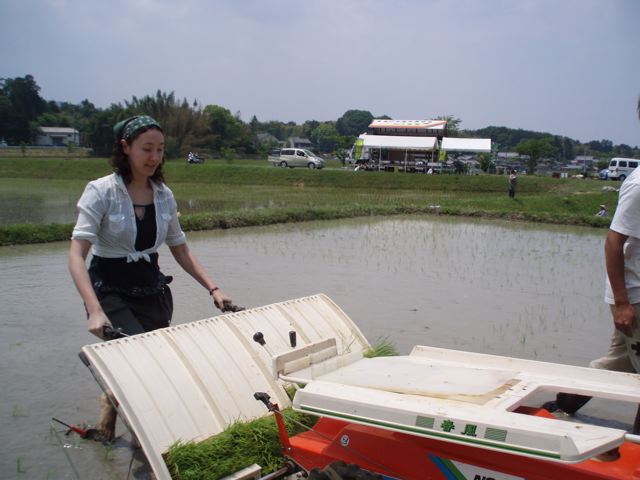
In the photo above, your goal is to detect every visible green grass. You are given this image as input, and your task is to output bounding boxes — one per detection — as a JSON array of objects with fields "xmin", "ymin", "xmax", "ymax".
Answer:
[{"xmin": 0, "ymin": 157, "xmax": 616, "ymax": 246}]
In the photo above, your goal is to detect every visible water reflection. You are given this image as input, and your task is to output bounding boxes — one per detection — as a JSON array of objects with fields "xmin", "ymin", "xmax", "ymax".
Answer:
[{"xmin": 0, "ymin": 216, "xmax": 616, "ymax": 478}]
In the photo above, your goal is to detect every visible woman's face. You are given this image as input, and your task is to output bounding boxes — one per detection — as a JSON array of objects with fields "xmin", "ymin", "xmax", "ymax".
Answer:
[{"xmin": 122, "ymin": 128, "xmax": 165, "ymax": 181}]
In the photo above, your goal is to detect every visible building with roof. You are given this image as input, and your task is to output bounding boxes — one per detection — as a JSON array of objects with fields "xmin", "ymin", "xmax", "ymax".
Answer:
[
  {"xmin": 352, "ymin": 119, "xmax": 490, "ymax": 173},
  {"xmin": 367, "ymin": 119, "xmax": 448, "ymax": 138},
  {"xmin": 35, "ymin": 127, "xmax": 80, "ymax": 146},
  {"xmin": 287, "ymin": 137, "xmax": 313, "ymax": 149},
  {"xmin": 256, "ymin": 132, "xmax": 281, "ymax": 146}
]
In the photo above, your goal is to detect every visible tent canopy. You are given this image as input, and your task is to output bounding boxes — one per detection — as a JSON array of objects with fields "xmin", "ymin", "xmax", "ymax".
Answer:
[
  {"xmin": 363, "ymin": 135, "xmax": 437, "ymax": 151},
  {"xmin": 441, "ymin": 137, "xmax": 492, "ymax": 152}
]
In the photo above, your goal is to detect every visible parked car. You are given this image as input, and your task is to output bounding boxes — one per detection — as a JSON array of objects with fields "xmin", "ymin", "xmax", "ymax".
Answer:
[
  {"xmin": 608, "ymin": 157, "xmax": 639, "ymax": 181},
  {"xmin": 268, "ymin": 148, "xmax": 325, "ymax": 169},
  {"xmin": 598, "ymin": 168, "xmax": 609, "ymax": 180}
]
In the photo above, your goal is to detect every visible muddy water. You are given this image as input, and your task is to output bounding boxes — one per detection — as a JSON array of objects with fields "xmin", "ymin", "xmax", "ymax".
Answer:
[{"xmin": 0, "ymin": 216, "xmax": 631, "ymax": 479}]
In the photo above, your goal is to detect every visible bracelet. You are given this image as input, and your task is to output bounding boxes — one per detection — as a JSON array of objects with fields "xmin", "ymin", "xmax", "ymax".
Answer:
[{"xmin": 209, "ymin": 287, "xmax": 219, "ymax": 296}]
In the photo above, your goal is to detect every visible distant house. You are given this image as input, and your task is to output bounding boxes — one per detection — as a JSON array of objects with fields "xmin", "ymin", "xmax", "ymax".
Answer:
[
  {"xmin": 256, "ymin": 132, "xmax": 281, "ymax": 146},
  {"xmin": 35, "ymin": 127, "xmax": 80, "ymax": 146},
  {"xmin": 574, "ymin": 155, "xmax": 596, "ymax": 168},
  {"xmin": 287, "ymin": 137, "xmax": 313, "ymax": 149}
]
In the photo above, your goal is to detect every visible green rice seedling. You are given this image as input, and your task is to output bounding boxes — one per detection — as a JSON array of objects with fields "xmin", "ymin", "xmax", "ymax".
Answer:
[
  {"xmin": 165, "ymin": 409, "xmax": 317, "ymax": 480},
  {"xmin": 364, "ymin": 338, "xmax": 399, "ymax": 358},
  {"xmin": 16, "ymin": 457, "xmax": 26, "ymax": 474},
  {"xmin": 166, "ymin": 341, "xmax": 400, "ymax": 479},
  {"xmin": 12, "ymin": 405, "xmax": 28, "ymax": 418},
  {"xmin": 103, "ymin": 442, "xmax": 114, "ymax": 461}
]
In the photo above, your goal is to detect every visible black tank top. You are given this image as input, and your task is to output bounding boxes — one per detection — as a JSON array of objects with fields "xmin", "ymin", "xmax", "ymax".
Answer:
[{"xmin": 89, "ymin": 204, "xmax": 164, "ymax": 295}]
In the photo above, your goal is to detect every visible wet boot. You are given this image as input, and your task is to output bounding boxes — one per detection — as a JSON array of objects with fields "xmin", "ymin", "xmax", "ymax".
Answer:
[
  {"xmin": 97, "ymin": 392, "xmax": 117, "ymax": 441},
  {"xmin": 556, "ymin": 392, "xmax": 592, "ymax": 414},
  {"xmin": 632, "ymin": 404, "xmax": 640, "ymax": 435},
  {"xmin": 543, "ymin": 392, "xmax": 592, "ymax": 415}
]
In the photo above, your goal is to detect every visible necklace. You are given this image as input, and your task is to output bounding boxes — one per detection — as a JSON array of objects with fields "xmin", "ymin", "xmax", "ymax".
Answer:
[{"xmin": 133, "ymin": 204, "xmax": 148, "ymax": 221}]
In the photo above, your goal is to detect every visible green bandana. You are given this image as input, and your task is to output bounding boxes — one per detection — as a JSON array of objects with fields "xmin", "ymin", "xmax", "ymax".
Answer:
[{"xmin": 113, "ymin": 115, "xmax": 162, "ymax": 141}]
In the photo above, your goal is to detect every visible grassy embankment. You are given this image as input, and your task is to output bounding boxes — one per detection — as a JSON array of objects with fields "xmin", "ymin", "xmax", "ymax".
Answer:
[{"xmin": 0, "ymin": 157, "xmax": 615, "ymax": 246}]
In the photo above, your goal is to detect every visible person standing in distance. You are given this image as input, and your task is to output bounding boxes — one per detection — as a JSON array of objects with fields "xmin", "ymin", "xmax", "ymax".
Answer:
[
  {"xmin": 508, "ymin": 169, "xmax": 518, "ymax": 198},
  {"xmin": 69, "ymin": 115, "xmax": 232, "ymax": 440}
]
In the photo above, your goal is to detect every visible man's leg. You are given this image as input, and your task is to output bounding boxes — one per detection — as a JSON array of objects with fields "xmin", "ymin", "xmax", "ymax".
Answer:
[{"xmin": 546, "ymin": 311, "xmax": 636, "ymax": 416}]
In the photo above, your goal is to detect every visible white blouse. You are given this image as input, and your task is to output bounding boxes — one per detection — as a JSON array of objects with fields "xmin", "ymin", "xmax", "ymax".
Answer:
[{"xmin": 72, "ymin": 173, "xmax": 186, "ymax": 262}]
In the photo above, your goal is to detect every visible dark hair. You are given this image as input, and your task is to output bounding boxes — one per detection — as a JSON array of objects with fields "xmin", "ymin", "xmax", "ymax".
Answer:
[{"xmin": 110, "ymin": 125, "xmax": 165, "ymax": 184}]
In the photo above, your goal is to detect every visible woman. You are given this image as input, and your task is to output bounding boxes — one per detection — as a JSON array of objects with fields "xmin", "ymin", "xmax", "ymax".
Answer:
[{"xmin": 69, "ymin": 115, "xmax": 232, "ymax": 440}]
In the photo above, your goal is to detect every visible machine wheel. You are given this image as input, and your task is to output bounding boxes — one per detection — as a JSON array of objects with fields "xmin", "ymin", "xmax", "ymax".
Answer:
[
  {"xmin": 279, "ymin": 161, "xmax": 288, "ymax": 168},
  {"xmin": 307, "ymin": 162, "xmax": 316, "ymax": 169},
  {"xmin": 619, "ymin": 174, "xmax": 626, "ymax": 181},
  {"xmin": 308, "ymin": 461, "xmax": 383, "ymax": 480}
]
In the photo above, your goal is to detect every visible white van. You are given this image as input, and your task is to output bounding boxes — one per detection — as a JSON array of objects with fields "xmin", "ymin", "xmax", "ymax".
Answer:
[{"xmin": 608, "ymin": 157, "xmax": 639, "ymax": 181}]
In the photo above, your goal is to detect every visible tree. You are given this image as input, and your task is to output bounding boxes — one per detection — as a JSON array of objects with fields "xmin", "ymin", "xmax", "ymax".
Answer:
[
  {"xmin": 587, "ymin": 139, "xmax": 613, "ymax": 153},
  {"xmin": 249, "ymin": 115, "xmax": 259, "ymax": 134},
  {"xmin": 84, "ymin": 105, "xmax": 126, "ymax": 155},
  {"xmin": 477, "ymin": 152, "xmax": 492, "ymax": 172},
  {"xmin": 310, "ymin": 122, "xmax": 339, "ymax": 153},
  {"xmin": 472, "ymin": 126, "xmax": 551, "ymax": 150},
  {"xmin": 203, "ymin": 104, "xmax": 253, "ymax": 153},
  {"xmin": 336, "ymin": 109, "xmax": 373, "ymax": 136},
  {"xmin": 435, "ymin": 115, "xmax": 462, "ymax": 137},
  {"xmin": 0, "ymin": 74, "xmax": 47, "ymax": 143},
  {"xmin": 615, "ymin": 144, "xmax": 633, "ymax": 157},
  {"xmin": 516, "ymin": 137, "xmax": 558, "ymax": 174},
  {"xmin": 303, "ymin": 120, "xmax": 320, "ymax": 139}
]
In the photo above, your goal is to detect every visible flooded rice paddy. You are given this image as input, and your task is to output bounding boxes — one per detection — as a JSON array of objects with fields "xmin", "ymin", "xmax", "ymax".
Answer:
[{"xmin": 0, "ymin": 215, "xmax": 632, "ymax": 479}]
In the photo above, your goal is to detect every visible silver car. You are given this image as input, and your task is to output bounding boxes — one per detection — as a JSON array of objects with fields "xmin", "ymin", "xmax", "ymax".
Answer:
[{"xmin": 269, "ymin": 148, "xmax": 325, "ymax": 169}]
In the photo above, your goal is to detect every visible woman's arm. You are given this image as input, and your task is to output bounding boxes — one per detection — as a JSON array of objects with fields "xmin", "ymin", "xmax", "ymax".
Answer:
[
  {"xmin": 169, "ymin": 243, "xmax": 231, "ymax": 310},
  {"xmin": 69, "ymin": 239, "xmax": 111, "ymax": 338}
]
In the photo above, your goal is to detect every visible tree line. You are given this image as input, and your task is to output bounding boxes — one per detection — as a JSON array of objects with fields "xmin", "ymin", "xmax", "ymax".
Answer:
[{"xmin": 1, "ymin": 75, "xmax": 637, "ymax": 164}]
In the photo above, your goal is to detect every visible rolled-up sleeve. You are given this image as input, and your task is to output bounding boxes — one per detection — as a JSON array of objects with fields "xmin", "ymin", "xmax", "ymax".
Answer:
[
  {"xmin": 71, "ymin": 183, "xmax": 104, "ymax": 243},
  {"xmin": 164, "ymin": 194, "xmax": 187, "ymax": 246}
]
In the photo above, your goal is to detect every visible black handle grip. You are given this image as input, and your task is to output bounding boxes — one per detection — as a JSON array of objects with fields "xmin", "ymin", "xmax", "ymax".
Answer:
[
  {"xmin": 253, "ymin": 331, "xmax": 266, "ymax": 346},
  {"xmin": 222, "ymin": 301, "xmax": 245, "ymax": 313},
  {"xmin": 103, "ymin": 325, "xmax": 128, "ymax": 340}
]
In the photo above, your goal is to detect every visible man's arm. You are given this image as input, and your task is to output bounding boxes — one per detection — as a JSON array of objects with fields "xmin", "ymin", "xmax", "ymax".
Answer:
[{"xmin": 604, "ymin": 230, "xmax": 635, "ymax": 336}]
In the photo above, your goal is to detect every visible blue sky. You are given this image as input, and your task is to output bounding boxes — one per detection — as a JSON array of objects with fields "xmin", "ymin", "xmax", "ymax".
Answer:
[{"xmin": 2, "ymin": 0, "xmax": 639, "ymax": 146}]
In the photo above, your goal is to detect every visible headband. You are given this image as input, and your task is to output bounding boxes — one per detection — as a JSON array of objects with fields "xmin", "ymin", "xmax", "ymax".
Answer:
[{"xmin": 113, "ymin": 115, "xmax": 162, "ymax": 141}]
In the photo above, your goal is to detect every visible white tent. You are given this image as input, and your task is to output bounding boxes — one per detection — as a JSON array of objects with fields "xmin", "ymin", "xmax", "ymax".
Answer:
[
  {"xmin": 362, "ymin": 135, "xmax": 437, "ymax": 150},
  {"xmin": 441, "ymin": 137, "xmax": 492, "ymax": 152}
]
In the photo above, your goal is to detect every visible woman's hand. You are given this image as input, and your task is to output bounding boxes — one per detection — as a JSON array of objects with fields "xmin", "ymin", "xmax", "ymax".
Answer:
[
  {"xmin": 211, "ymin": 289, "xmax": 233, "ymax": 311},
  {"xmin": 88, "ymin": 311, "xmax": 112, "ymax": 339}
]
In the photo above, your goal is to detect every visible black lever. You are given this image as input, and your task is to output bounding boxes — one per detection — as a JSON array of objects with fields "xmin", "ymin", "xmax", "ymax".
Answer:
[
  {"xmin": 254, "ymin": 392, "xmax": 276, "ymax": 411},
  {"xmin": 253, "ymin": 331, "xmax": 266, "ymax": 346},
  {"xmin": 289, "ymin": 330, "xmax": 297, "ymax": 348},
  {"xmin": 103, "ymin": 325, "xmax": 129, "ymax": 340},
  {"xmin": 222, "ymin": 301, "xmax": 245, "ymax": 313}
]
